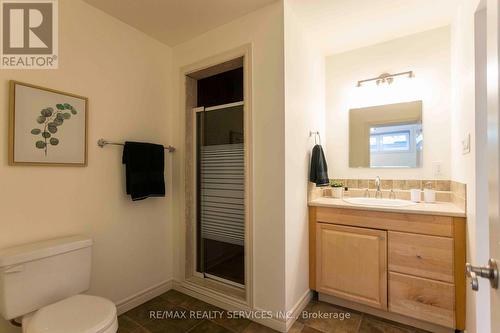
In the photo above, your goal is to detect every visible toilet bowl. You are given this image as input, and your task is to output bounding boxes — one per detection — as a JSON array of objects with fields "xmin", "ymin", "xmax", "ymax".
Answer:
[
  {"xmin": 22, "ymin": 295, "xmax": 118, "ymax": 333},
  {"xmin": 0, "ymin": 236, "xmax": 118, "ymax": 333}
]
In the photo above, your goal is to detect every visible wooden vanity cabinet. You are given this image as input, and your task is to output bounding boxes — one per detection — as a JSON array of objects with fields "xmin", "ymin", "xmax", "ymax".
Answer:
[
  {"xmin": 316, "ymin": 223, "xmax": 387, "ymax": 310},
  {"xmin": 309, "ymin": 206, "xmax": 466, "ymax": 332}
]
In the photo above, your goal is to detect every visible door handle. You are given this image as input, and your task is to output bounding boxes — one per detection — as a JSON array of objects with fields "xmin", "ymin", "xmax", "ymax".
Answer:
[{"xmin": 466, "ymin": 259, "xmax": 499, "ymax": 291}]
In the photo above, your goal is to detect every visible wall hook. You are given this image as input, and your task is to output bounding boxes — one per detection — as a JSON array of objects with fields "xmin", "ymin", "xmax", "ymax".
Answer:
[{"xmin": 309, "ymin": 131, "xmax": 321, "ymax": 145}]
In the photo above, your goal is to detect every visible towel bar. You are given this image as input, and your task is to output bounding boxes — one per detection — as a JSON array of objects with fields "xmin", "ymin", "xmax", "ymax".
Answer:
[{"xmin": 97, "ymin": 139, "xmax": 176, "ymax": 153}]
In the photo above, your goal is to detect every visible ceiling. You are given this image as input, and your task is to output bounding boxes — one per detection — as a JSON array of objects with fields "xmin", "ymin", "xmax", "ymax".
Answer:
[
  {"xmin": 288, "ymin": 0, "xmax": 460, "ymax": 55},
  {"xmin": 83, "ymin": 0, "xmax": 278, "ymax": 47},
  {"xmin": 84, "ymin": 0, "xmax": 459, "ymax": 53}
]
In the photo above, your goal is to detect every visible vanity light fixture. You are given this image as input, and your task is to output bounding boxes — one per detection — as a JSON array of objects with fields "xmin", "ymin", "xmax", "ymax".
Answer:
[{"xmin": 356, "ymin": 71, "xmax": 414, "ymax": 87}]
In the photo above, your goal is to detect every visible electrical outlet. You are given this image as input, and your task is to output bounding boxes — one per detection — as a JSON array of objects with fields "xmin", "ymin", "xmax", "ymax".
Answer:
[
  {"xmin": 462, "ymin": 133, "xmax": 471, "ymax": 155},
  {"xmin": 432, "ymin": 161, "xmax": 443, "ymax": 178}
]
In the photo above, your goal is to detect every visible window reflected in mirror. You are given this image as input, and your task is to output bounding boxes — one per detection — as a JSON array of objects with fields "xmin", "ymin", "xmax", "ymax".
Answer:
[{"xmin": 349, "ymin": 101, "xmax": 422, "ymax": 168}]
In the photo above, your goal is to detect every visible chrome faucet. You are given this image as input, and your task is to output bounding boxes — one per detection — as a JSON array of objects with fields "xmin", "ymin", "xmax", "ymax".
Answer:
[{"xmin": 375, "ymin": 176, "xmax": 382, "ymax": 199}]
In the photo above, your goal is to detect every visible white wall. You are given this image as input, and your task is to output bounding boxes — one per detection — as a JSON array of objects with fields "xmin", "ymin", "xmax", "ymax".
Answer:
[
  {"xmin": 170, "ymin": 2, "xmax": 286, "ymax": 315},
  {"xmin": 325, "ymin": 27, "xmax": 451, "ymax": 180},
  {"xmin": 283, "ymin": 1, "xmax": 325, "ymax": 312},
  {"xmin": 0, "ymin": 1, "xmax": 173, "ymax": 332},
  {"xmin": 450, "ymin": 1, "xmax": 489, "ymax": 332}
]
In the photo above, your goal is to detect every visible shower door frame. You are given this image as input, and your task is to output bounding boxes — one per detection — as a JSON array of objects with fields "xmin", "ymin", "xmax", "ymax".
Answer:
[
  {"xmin": 193, "ymin": 101, "xmax": 245, "ymax": 289},
  {"xmin": 181, "ymin": 45, "xmax": 253, "ymax": 307}
]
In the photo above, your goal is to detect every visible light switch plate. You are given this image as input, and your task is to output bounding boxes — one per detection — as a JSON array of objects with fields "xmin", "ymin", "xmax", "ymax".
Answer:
[{"xmin": 462, "ymin": 133, "xmax": 471, "ymax": 155}]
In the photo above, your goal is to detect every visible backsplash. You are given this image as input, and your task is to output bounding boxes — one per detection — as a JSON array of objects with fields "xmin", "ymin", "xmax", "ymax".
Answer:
[
  {"xmin": 330, "ymin": 178, "xmax": 451, "ymax": 191},
  {"xmin": 308, "ymin": 179, "xmax": 467, "ymax": 212},
  {"xmin": 451, "ymin": 180, "xmax": 467, "ymax": 212}
]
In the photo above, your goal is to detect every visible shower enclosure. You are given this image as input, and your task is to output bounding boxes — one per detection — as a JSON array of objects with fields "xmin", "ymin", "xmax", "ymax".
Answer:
[{"xmin": 193, "ymin": 67, "xmax": 245, "ymax": 287}]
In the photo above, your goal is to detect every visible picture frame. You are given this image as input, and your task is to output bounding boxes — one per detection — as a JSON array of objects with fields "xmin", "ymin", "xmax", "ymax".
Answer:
[{"xmin": 8, "ymin": 81, "xmax": 88, "ymax": 166}]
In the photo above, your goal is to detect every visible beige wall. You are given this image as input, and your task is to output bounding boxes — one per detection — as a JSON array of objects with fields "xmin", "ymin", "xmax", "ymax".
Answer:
[
  {"xmin": 0, "ymin": 1, "xmax": 173, "ymax": 332},
  {"xmin": 325, "ymin": 27, "xmax": 451, "ymax": 180},
  {"xmin": 170, "ymin": 2, "xmax": 286, "ymax": 315},
  {"xmin": 283, "ymin": 1, "xmax": 325, "ymax": 312},
  {"xmin": 450, "ymin": 1, "xmax": 488, "ymax": 332}
]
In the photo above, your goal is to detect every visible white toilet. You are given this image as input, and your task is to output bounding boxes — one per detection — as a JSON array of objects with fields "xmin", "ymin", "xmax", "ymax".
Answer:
[{"xmin": 0, "ymin": 236, "xmax": 118, "ymax": 333}]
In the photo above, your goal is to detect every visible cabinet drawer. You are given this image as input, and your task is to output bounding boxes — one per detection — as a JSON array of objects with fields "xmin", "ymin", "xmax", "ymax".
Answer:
[
  {"xmin": 389, "ymin": 272, "xmax": 455, "ymax": 328},
  {"xmin": 388, "ymin": 232, "xmax": 454, "ymax": 282}
]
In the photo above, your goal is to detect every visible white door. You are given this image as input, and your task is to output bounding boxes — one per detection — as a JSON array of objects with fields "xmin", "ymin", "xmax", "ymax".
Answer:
[
  {"xmin": 468, "ymin": 1, "xmax": 500, "ymax": 332},
  {"xmin": 488, "ymin": 0, "xmax": 500, "ymax": 330}
]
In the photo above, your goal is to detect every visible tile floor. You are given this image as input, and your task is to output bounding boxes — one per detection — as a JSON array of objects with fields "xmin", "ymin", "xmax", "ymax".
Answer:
[{"xmin": 118, "ymin": 290, "xmax": 430, "ymax": 333}]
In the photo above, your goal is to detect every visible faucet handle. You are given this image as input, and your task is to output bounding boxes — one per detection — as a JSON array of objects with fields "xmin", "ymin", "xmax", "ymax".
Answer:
[
  {"xmin": 389, "ymin": 189, "xmax": 396, "ymax": 200},
  {"xmin": 364, "ymin": 189, "xmax": 370, "ymax": 198}
]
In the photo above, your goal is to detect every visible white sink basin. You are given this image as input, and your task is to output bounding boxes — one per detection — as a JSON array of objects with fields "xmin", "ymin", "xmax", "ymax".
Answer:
[{"xmin": 343, "ymin": 197, "xmax": 417, "ymax": 207}]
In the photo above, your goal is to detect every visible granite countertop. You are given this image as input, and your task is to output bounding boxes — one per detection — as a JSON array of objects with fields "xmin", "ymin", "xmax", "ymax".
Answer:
[{"xmin": 308, "ymin": 196, "xmax": 466, "ymax": 217}]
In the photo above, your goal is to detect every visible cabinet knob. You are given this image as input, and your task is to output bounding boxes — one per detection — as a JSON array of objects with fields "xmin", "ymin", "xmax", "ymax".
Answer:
[{"xmin": 416, "ymin": 296, "xmax": 425, "ymax": 303}]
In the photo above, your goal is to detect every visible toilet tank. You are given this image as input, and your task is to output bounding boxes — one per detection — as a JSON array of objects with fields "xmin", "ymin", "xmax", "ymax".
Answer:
[{"xmin": 0, "ymin": 236, "xmax": 93, "ymax": 320}]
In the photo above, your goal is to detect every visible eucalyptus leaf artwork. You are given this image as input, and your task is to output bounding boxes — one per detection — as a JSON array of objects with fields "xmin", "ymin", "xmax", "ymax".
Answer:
[
  {"xmin": 30, "ymin": 103, "xmax": 78, "ymax": 156},
  {"xmin": 9, "ymin": 81, "xmax": 87, "ymax": 166}
]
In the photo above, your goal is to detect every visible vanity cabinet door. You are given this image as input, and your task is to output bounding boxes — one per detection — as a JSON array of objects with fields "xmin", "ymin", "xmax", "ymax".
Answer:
[{"xmin": 316, "ymin": 223, "xmax": 387, "ymax": 310}]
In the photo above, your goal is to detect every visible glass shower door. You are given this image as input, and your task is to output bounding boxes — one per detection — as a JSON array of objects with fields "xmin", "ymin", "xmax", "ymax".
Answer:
[{"xmin": 196, "ymin": 103, "xmax": 245, "ymax": 286}]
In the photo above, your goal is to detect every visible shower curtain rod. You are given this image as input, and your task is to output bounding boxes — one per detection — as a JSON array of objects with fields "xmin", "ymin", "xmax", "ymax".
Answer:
[{"xmin": 97, "ymin": 139, "xmax": 176, "ymax": 153}]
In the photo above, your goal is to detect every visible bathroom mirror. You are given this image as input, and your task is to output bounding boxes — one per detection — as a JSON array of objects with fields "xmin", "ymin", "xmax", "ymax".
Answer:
[{"xmin": 349, "ymin": 100, "xmax": 423, "ymax": 168}]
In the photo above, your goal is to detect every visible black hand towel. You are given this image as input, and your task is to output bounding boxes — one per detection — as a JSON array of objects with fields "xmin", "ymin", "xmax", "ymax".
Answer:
[
  {"xmin": 122, "ymin": 141, "xmax": 165, "ymax": 201},
  {"xmin": 309, "ymin": 144, "xmax": 329, "ymax": 187}
]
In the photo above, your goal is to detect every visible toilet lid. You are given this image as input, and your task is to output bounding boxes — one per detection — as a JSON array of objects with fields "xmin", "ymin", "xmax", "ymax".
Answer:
[{"xmin": 26, "ymin": 295, "xmax": 117, "ymax": 333}]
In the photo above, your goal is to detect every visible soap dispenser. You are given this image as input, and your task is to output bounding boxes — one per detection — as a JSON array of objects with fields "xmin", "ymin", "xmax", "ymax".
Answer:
[{"xmin": 423, "ymin": 182, "xmax": 436, "ymax": 203}]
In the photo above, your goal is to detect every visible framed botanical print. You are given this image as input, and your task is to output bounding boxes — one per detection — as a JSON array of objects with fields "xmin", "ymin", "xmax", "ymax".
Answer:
[{"xmin": 9, "ymin": 81, "xmax": 88, "ymax": 166}]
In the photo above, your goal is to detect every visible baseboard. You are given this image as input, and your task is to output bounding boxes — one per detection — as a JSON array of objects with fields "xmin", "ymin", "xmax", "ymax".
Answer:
[
  {"xmin": 250, "ymin": 307, "xmax": 287, "ymax": 332},
  {"xmin": 115, "ymin": 279, "xmax": 174, "ymax": 315},
  {"xmin": 285, "ymin": 290, "xmax": 313, "ymax": 331},
  {"xmin": 174, "ymin": 279, "xmax": 287, "ymax": 332}
]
